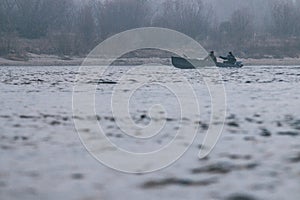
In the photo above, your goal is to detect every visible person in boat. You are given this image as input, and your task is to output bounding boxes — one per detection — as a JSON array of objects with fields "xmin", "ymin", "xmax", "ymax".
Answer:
[
  {"xmin": 204, "ymin": 51, "xmax": 217, "ymax": 63},
  {"xmin": 220, "ymin": 52, "xmax": 237, "ymax": 64}
]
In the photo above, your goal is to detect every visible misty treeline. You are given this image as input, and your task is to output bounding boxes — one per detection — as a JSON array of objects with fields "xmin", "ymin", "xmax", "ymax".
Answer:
[{"xmin": 1, "ymin": 0, "xmax": 300, "ymax": 58}]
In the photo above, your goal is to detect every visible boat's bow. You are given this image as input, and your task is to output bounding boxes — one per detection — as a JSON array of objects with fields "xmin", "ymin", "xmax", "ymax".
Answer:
[
  {"xmin": 171, "ymin": 56, "xmax": 216, "ymax": 69},
  {"xmin": 171, "ymin": 56, "xmax": 196, "ymax": 69}
]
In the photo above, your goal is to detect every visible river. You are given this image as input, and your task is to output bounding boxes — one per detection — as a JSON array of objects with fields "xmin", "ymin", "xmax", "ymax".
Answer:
[{"xmin": 0, "ymin": 65, "xmax": 300, "ymax": 200}]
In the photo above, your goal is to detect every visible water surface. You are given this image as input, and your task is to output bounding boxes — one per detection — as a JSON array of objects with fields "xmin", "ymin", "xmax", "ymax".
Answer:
[{"xmin": 0, "ymin": 65, "xmax": 300, "ymax": 200}]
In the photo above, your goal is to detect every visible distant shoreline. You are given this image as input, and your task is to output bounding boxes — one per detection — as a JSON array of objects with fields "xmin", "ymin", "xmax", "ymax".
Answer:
[
  {"xmin": 241, "ymin": 57, "xmax": 300, "ymax": 66},
  {"xmin": 1, "ymin": 53, "xmax": 300, "ymax": 66}
]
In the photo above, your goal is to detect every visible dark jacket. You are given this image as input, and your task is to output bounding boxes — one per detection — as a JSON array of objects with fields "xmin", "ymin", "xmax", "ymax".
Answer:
[
  {"xmin": 220, "ymin": 53, "xmax": 236, "ymax": 64},
  {"xmin": 205, "ymin": 52, "xmax": 217, "ymax": 63}
]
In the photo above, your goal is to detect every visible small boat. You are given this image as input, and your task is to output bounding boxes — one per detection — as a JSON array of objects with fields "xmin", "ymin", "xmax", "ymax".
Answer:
[
  {"xmin": 171, "ymin": 56, "xmax": 243, "ymax": 69},
  {"xmin": 216, "ymin": 61, "xmax": 243, "ymax": 68}
]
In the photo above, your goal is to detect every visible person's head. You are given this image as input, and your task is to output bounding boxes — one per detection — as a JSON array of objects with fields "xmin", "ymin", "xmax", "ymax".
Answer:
[
  {"xmin": 210, "ymin": 51, "xmax": 214, "ymax": 54},
  {"xmin": 229, "ymin": 52, "xmax": 233, "ymax": 55}
]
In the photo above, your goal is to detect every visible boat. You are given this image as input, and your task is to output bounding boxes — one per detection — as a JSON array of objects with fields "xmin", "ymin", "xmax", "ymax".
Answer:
[
  {"xmin": 171, "ymin": 56, "xmax": 243, "ymax": 69},
  {"xmin": 216, "ymin": 61, "xmax": 243, "ymax": 68}
]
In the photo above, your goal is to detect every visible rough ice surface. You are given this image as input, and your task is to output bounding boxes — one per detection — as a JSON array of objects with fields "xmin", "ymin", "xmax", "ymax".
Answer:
[{"xmin": 0, "ymin": 65, "xmax": 300, "ymax": 200}]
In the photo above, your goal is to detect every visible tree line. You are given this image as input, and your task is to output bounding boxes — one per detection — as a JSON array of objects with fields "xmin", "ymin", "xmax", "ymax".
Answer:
[{"xmin": 1, "ymin": 0, "xmax": 300, "ymax": 58}]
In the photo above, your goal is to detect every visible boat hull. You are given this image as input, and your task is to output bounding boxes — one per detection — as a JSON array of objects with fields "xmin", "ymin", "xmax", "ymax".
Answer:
[{"xmin": 171, "ymin": 56, "xmax": 243, "ymax": 69}]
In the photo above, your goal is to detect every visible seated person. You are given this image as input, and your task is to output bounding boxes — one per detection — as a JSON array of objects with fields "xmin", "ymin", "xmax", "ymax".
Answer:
[
  {"xmin": 204, "ymin": 51, "xmax": 217, "ymax": 63},
  {"xmin": 220, "ymin": 52, "xmax": 237, "ymax": 64}
]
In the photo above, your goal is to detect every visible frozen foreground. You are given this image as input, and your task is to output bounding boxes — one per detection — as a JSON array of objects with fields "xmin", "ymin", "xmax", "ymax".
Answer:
[{"xmin": 0, "ymin": 65, "xmax": 300, "ymax": 200}]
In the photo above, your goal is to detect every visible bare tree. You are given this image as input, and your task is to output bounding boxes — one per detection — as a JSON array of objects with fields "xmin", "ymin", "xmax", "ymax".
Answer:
[
  {"xmin": 13, "ymin": 0, "xmax": 74, "ymax": 39},
  {"xmin": 99, "ymin": 0, "xmax": 150, "ymax": 39},
  {"xmin": 76, "ymin": 3, "xmax": 97, "ymax": 53},
  {"xmin": 0, "ymin": 0, "xmax": 19, "ymax": 55},
  {"xmin": 152, "ymin": 0, "xmax": 213, "ymax": 40},
  {"xmin": 230, "ymin": 9, "xmax": 254, "ymax": 45},
  {"xmin": 1, "ymin": 0, "xmax": 300, "ymax": 57},
  {"xmin": 270, "ymin": 0, "xmax": 298, "ymax": 37},
  {"xmin": 213, "ymin": 8, "xmax": 254, "ymax": 54}
]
